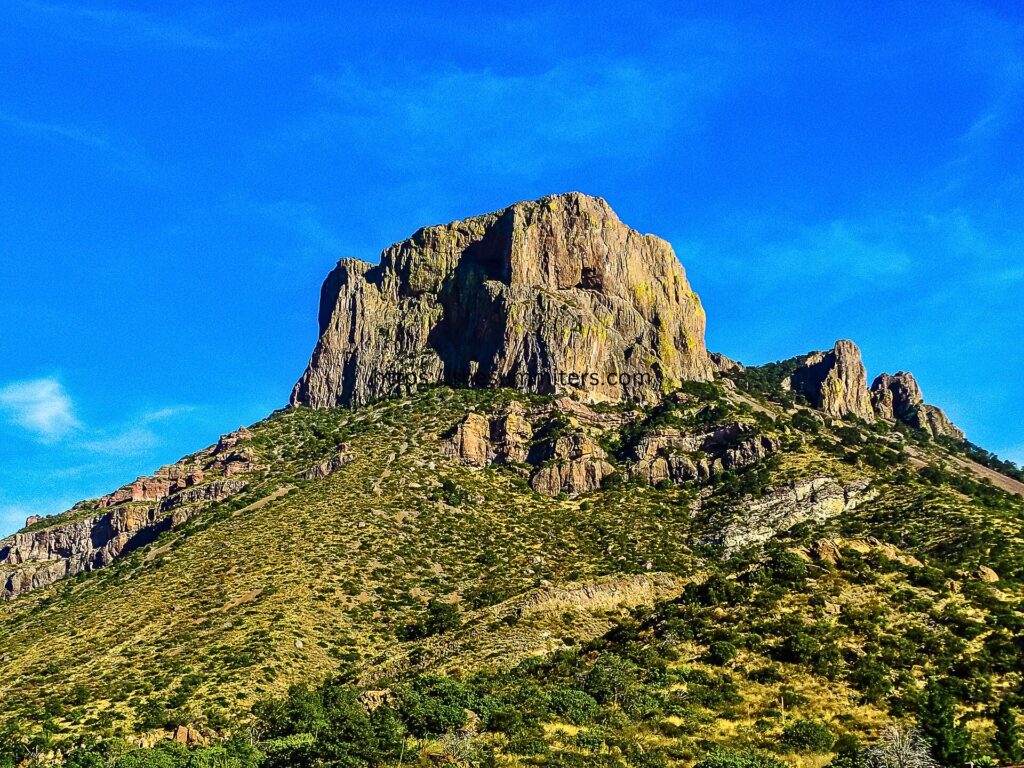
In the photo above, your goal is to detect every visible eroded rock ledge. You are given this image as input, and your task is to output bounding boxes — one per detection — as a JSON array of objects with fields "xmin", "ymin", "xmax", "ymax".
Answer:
[
  {"xmin": 715, "ymin": 476, "xmax": 877, "ymax": 553},
  {"xmin": 0, "ymin": 428, "xmax": 258, "ymax": 600}
]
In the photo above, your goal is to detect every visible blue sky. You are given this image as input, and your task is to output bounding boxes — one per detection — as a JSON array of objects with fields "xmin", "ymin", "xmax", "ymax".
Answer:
[{"xmin": 2, "ymin": 1, "xmax": 1023, "ymax": 536}]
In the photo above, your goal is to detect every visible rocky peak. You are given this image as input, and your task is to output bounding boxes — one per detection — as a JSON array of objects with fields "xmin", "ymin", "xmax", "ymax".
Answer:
[
  {"xmin": 291, "ymin": 193, "xmax": 713, "ymax": 408},
  {"xmin": 871, "ymin": 371, "xmax": 963, "ymax": 440},
  {"xmin": 784, "ymin": 340, "xmax": 875, "ymax": 421},
  {"xmin": 870, "ymin": 371, "xmax": 924, "ymax": 421}
]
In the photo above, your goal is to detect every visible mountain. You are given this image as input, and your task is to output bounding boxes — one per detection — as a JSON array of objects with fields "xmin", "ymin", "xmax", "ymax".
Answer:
[
  {"xmin": 1, "ymin": 194, "xmax": 1022, "ymax": 768},
  {"xmin": 291, "ymin": 192, "xmax": 712, "ymax": 409}
]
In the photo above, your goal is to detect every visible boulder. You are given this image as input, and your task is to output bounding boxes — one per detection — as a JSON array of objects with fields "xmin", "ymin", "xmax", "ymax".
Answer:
[{"xmin": 976, "ymin": 565, "xmax": 999, "ymax": 583}]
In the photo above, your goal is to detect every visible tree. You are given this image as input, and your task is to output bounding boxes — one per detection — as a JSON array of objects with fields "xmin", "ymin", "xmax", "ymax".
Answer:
[
  {"xmin": 866, "ymin": 726, "xmax": 938, "ymax": 768},
  {"xmin": 917, "ymin": 680, "xmax": 971, "ymax": 767},
  {"xmin": 994, "ymin": 699, "xmax": 1023, "ymax": 765},
  {"xmin": 584, "ymin": 653, "xmax": 639, "ymax": 705}
]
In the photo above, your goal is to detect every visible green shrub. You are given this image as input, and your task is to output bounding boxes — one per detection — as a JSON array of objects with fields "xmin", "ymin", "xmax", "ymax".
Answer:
[
  {"xmin": 695, "ymin": 746, "xmax": 789, "ymax": 768},
  {"xmin": 548, "ymin": 688, "xmax": 599, "ymax": 725},
  {"xmin": 782, "ymin": 718, "xmax": 836, "ymax": 753},
  {"xmin": 708, "ymin": 641, "xmax": 738, "ymax": 665}
]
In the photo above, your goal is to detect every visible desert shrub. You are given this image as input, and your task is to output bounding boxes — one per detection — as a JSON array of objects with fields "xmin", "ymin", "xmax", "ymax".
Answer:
[
  {"xmin": 707, "ymin": 641, "xmax": 738, "ymax": 665},
  {"xmin": 548, "ymin": 688, "xmax": 599, "ymax": 725},
  {"xmin": 782, "ymin": 718, "xmax": 836, "ymax": 753},
  {"xmin": 695, "ymin": 746, "xmax": 789, "ymax": 768}
]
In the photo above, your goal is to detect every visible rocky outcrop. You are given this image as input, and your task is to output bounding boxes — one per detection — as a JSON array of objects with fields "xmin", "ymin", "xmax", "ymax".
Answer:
[
  {"xmin": 870, "ymin": 372, "xmax": 964, "ymax": 440},
  {"xmin": 0, "ymin": 427, "xmax": 261, "ymax": 600},
  {"xmin": 870, "ymin": 372, "xmax": 922, "ymax": 421},
  {"xmin": 716, "ymin": 476, "xmax": 876, "ymax": 552},
  {"xmin": 301, "ymin": 446, "xmax": 352, "ymax": 480},
  {"xmin": 292, "ymin": 193, "xmax": 713, "ymax": 409},
  {"xmin": 97, "ymin": 427, "xmax": 261, "ymax": 509},
  {"xmin": 710, "ymin": 352, "xmax": 745, "ymax": 373},
  {"xmin": 784, "ymin": 340, "xmax": 874, "ymax": 421},
  {"xmin": 808, "ymin": 536, "xmax": 923, "ymax": 568},
  {"xmin": 529, "ymin": 433, "xmax": 615, "ymax": 497},
  {"xmin": 630, "ymin": 423, "xmax": 779, "ymax": 485},
  {"xmin": 443, "ymin": 405, "xmax": 533, "ymax": 467}
]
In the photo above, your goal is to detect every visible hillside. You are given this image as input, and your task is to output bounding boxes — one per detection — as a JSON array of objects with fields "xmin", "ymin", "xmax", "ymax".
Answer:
[{"xmin": 1, "ymin": 195, "xmax": 1022, "ymax": 768}]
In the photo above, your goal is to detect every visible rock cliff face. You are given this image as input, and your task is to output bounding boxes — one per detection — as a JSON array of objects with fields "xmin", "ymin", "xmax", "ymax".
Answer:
[
  {"xmin": 0, "ymin": 428, "xmax": 257, "ymax": 600},
  {"xmin": 292, "ymin": 193, "xmax": 712, "ymax": 408},
  {"xmin": 629, "ymin": 424, "xmax": 779, "ymax": 485},
  {"xmin": 528, "ymin": 433, "xmax": 615, "ymax": 497},
  {"xmin": 716, "ymin": 477, "xmax": 876, "ymax": 552},
  {"xmin": 784, "ymin": 340, "xmax": 875, "ymax": 421},
  {"xmin": 870, "ymin": 372, "xmax": 963, "ymax": 440}
]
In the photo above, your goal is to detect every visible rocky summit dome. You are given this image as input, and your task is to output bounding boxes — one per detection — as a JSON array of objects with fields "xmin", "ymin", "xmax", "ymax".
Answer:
[{"xmin": 291, "ymin": 192, "xmax": 713, "ymax": 408}]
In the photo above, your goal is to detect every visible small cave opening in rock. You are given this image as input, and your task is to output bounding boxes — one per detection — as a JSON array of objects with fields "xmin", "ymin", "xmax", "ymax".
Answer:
[{"xmin": 580, "ymin": 266, "xmax": 604, "ymax": 290}]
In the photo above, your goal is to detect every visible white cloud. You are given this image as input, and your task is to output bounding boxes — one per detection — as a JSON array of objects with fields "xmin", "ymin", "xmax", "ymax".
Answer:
[
  {"xmin": 140, "ymin": 405, "xmax": 196, "ymax": 424},
  {"xmin": 0, "ymin": 378, "xmax": 80, "ymax": 442}
]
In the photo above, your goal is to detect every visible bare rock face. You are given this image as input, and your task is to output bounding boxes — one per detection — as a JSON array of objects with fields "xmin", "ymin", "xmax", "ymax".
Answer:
[
  {"xmin": 709, "ymin": 352, "xmax": 745, "ymax": 373},
  {"xmin": 292, "ymin": 193, "xmax": 713, "ymax": 409},
  {"xmin": 629, "ymin": 424, "xmax": 778, "ymax": 485},
  {"xmin": 870, "ymin": 371, "xmax": 964, "ymax": 440},
  {"xmin": 784, "ymin": 340, "xmax": 875, "ymax": 421},
  {"xmin": 529, "ymin": 433, "xmax": 615, "ymax": 497},
  {"xmin": 716, "ymin": 477, "xmax": 876, "ymax": 552},
  {"xmin": 443, "ymin": 405, "xmax": 533, "ymax": 467}
]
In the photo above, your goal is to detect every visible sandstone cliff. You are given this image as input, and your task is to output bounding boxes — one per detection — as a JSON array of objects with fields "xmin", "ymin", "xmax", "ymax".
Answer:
[{"xmin": 292, "ymin": 193, "xmax": 712, "ymax": 408}]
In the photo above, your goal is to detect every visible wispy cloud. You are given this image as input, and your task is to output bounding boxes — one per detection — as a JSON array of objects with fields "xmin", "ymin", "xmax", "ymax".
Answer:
[
  {"xmin": 0, "ymin": 378, "xmax": 80, "ymax": 442},
  {"xmin": 0, "ymin": 110, "xmax": 165, "ymax": 184},
  {"xmin": 296, "ymin": 53, "xmax": 733, "ymax": 180},
  {"xmin": 0, "ymin": 111, "xmax": 113, "ymax": 151},
  {"xmin": 140, "ymin": 405, "xmax": 197, "ymax": 424},
  {"xmin": 13, "ymin": 0, "xmax": 275, "ymax": 51}
]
